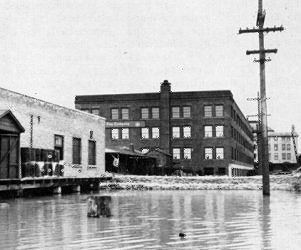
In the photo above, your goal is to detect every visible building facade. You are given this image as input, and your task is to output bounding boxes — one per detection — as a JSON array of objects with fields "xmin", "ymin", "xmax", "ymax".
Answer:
[
  {"xmin": 75, "ymin": 80, "xmax": 254, "ymax": 176},
  {"xmin": 268, "ymin": 131, "xmax": 299, "ymax": 164},
  {"xmin": 0, "ymin": 87, "xmax": 106, "ymax": 178}
]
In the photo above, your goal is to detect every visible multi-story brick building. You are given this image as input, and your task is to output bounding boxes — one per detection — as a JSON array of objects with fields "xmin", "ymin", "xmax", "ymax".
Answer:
[{"xmin": 75, "ymin": 80, "xmax": 254, "ymax": 176}]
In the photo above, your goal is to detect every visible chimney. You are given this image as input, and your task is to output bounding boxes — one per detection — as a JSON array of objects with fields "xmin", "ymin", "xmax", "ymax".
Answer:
[{"xmin": 160, "ymin": 80, "xmax": 171, "ymax": 92}]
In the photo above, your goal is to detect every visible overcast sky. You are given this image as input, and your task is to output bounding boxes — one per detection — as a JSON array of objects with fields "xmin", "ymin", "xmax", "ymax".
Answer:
[{"xmin": 0, "ymin": 0, "xmax": 300, "ymax": 140}]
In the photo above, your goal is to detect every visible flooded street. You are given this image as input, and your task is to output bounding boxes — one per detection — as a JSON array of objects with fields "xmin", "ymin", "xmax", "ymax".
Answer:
[{"xmin": 1, "ymin": 190, "xmax": 301, "ymax": 249}]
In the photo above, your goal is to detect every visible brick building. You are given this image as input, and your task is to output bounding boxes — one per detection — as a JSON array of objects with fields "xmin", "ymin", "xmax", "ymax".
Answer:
[
  {"xmin": 0, "ymin": 87, "xmax": 105, "ymax": 178},
  {"xmin": 75, "ymin": 80, "xmax": 254, "ymax": 176}
]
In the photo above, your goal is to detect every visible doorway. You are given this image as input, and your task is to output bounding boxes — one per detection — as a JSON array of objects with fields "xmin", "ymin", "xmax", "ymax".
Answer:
[{"xmin": 0, "ymin": 134, "xmax": 20, "ymax": 179}]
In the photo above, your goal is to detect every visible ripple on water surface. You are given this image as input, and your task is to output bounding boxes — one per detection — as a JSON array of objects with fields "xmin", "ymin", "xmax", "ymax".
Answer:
[{"xmin": 0, "ymin": 190, "xmax": 301, "ymax": 249}]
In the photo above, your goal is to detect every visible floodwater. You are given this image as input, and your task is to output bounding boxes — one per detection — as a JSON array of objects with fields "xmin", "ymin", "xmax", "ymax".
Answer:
[{"xmin": 1, "ymin": 190, "xmax": 301, "ymax": 250}]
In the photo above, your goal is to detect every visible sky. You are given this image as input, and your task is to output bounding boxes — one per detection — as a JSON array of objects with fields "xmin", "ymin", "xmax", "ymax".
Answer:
[{"xmin": 0, "ymin": 0, "xmax": 300, "ymax": 142}]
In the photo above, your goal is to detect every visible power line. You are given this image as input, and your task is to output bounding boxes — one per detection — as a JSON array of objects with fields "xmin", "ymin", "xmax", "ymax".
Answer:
[{"xmin": 238, "ymin": 0, "xmax": 284, "ymax": 196}]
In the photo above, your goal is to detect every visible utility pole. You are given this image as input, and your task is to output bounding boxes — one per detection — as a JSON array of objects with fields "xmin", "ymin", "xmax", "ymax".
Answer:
[
  {"xmin": 247, "ymin": 93, "xmax": 270, "ymax": 175},
  {"xmin": 239, "ymin": 0, "xmax": 284, "ymax": 196}
]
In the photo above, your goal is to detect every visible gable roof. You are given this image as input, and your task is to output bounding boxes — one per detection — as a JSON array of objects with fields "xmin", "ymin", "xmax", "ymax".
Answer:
[{"xmin": 0, "ymin": 110, "xmax": 25, "ymax": 133}]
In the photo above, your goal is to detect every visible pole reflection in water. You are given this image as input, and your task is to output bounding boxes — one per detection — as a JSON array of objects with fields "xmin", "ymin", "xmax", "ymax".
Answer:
[{"xmin": 0, "ymin": 190, "xmax": 301, "ymax": 249}]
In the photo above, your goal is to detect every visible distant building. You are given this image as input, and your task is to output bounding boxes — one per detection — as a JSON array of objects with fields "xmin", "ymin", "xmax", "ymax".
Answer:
[
  {"xmin": 0, "ymin": 87, "xmax": 106, "ymax": 178},
  {"xmin": 75, "ymin": 80, "xmax": 254, "ymax": 176},
  {"xmin": 268, "ymin": 131, "xmax": 298, "ymax": 164},
  {"xmin": 248, "ymin": 120, "xmax": 299, "ymax": 173}
]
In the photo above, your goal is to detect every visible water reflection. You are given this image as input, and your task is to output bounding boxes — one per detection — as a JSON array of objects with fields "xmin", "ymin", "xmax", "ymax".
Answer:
[{"xmin": 1, "ymin": 190, "xmax": 301, "ymax": 249}]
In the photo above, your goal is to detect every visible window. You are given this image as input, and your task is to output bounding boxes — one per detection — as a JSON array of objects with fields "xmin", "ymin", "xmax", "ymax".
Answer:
[
  {"xmin": 216, "ymin": 148, "xmax": 224, "ymax": 159},
  {"xmin": 274, "ymin": 144, "xmax": 278, "ymax": 151},
  {"xmin": 172, "ymin": 127, "xmax": 180, "ymax": 138},
  {"xmin": 111, "ymin": 129, "xmax": 119, "ymax": 140},
  {"xmin": 286, "ymin": 137, "xmax": 291, "ymax": 142},
  {"xmin": 183, "ymin": 106, "xmax": 191, "ymax": 118},
  {"xmin": 218, "ymin": 167, "xmax": 226, "ymax": 175},
  {"xmin": 204, "ymin": 148, "xmax": 213, "ymax": 159},
  {"xmin": 141, "ymin": 128, "xmax": 149, "ymax": 139},
  {"xmin": 204, "ymin": 126, "xmax": 213, "ymax": 137},
  {"xmin": 54, "ymin": 135, "xmax": 64, "ymax": 160},
  {"xmin": 121, "ymin": 108, "xmax": 129, "ymax": 120},
  {"xmin": 274, "ymin": 137, "xmax": 278, "ymax": 141},
  {"xmin": 287, "ymin": 144, "xmax": 291, "ymax": 151},
  {"xmin": 121, "ymin": 128, "xmax": 129, "ymax": 139},
  {"xmin": 287, "ymin": 153, "xmax": 291, "ymax": 160},
  {"xmin": 172, "ymin": 107, "xmax": 180, "ymax": 118},
  {"xmin": 88, "ymin": 140, "xmax": 96, "ymax": 165},
  {"xmin": 282, "ymin": 144, "xmax": 286, "ymax": 151},
  {"xmin": 91, "ymin": 109, "xmax": 99, "ymax": 115},
  {"xmin": 152, "ymin": 127, "xmax": 160, "ymax": 139},
  {"xmin": 216, "ymin": 125, "xmax": 224, "ymax": 137},
  {"xmin": 141, "ymin": 108, "xmax": 149, "ymax": 119},
  {"xmin": 72, "ymin": 137, "xmax": 81, "ymax": 164},
  {"xmin": 204, "ymin": 106, "xmax": 212, "ymax": 117},
  {"xmin": 274, "ymin": 153, "xmax": 278, "ymax": 160},
  {"xmin": 215, "ymin": 105, "xmax": 224, "ymax": 117},
  {"xmin": 173, "ymin": 148, "xmax": 181, "ymax": 159},
  {"xmin": 183, "ymin": 148, "xmax": 192, "ymax": 159},
  {"xmin": 183, "ymin": 126, "xmax": 191, "ymax": 138},
  {"xmin": 111, "ymin": 109, "xmax": 119, "ymax": 120},
  {"xmin": 152, "ymin": 107, "xmax": 159, "ymax": 119},
  {"xmin": 141, "ymin": 148, "xmax": 149, "ymax": 154},
  {"xmin": 282, "ymin": 153, "xmax": 286, "ymax": 160}
]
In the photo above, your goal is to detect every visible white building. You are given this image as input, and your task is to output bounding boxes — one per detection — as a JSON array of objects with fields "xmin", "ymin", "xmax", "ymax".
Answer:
[
  {"xmin": 268, "ymin": 131, "xmax": 298, "ymax": 164},
  {"xmin": 0, "ymin": 87, "xmax": 106, "ymax": 178}
]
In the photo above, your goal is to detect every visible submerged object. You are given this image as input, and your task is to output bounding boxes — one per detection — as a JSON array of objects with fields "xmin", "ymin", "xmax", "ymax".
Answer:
[
  {"xmin": 179, "ymin": 232, "xmax": 186, "ymax": 238},
  {"xmin": 87, "ymin": 196, "xmax": 112, "ymax": 218}
]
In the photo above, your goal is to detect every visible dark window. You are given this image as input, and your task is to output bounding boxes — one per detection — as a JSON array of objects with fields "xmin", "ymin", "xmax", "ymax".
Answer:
[
  {"xmin": 54, "ymin": 135, "xmax": 64, "ymax": 160},
  {"xmin": 88, "ymin": 140, "xmax": 96, "ymax": 165},
  {"xmin": 121, "ymin": 108, "xmax": 129, "ymax": 120},
  {"xmin": 72, "ymin": 137, "xmax": 81, "ymax": 164},
  {"xmin": 217, "ymin": 167, "xmax": 226, "ymax": 175},
  {"xmin": 111, "ymin": 109, "xmax": 119, "ymax": 120},
  {"xmin": 204, "ymin": 167, "xmax": 214, "ymax": 175}
]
